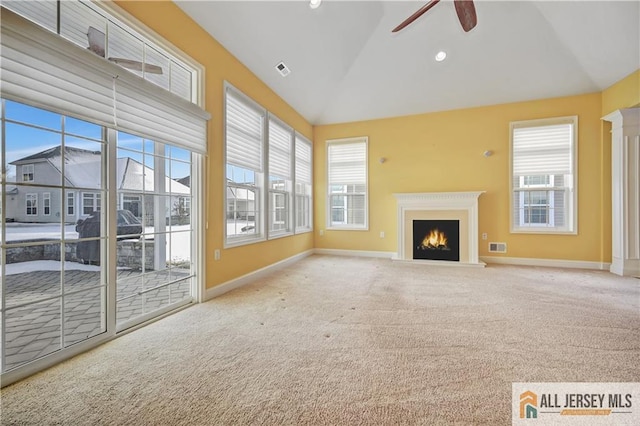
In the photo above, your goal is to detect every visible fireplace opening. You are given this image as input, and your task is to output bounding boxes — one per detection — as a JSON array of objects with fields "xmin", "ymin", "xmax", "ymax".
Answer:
[{"xmin": 413, "ymin": 220, "xmax": 460, "ymax": 261}]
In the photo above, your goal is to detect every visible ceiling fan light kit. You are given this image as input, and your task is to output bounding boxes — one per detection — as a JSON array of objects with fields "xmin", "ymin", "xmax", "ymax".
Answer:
[{"xmin": 393, "ymin": 0, "xmax": 477, "ymax": 34}]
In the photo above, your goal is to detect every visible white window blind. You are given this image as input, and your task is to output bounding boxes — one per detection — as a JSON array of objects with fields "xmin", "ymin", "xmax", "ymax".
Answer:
[
  {"xmin": 328, "ymin": 141, "xmax": 367, "ymax": 185},
  {"xmin": 0, "ymin": 7, "xmax": 210, "ymax": 154},
  {"xmin": 268, "ymin": 116, "xmax": 292, "ymax": 179},
  {"xmin": 512, "ymin": 122, "xmax": 573, "ymax": 176},
  {"xmin": 225, "ymin": 88, "xmax": 264, "ymax": 172},
  {"xmin": 295, "ymin": 134, "xmax": 312, "ymax": 184}
]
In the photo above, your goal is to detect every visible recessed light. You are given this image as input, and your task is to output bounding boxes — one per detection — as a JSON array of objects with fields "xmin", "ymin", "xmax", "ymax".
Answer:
[
  {"xmin": 310, "ymin": 0, "xmax": 322, "ymax": 9},
  {"xmin": 435, "ymin": 51, "xmax": 447, "ymax": 62}
]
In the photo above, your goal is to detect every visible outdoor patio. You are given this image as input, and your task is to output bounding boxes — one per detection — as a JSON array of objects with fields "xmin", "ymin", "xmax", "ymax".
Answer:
[{"xmin": 2, "ymin": 267, "xmax": 191, "ymax": 372}]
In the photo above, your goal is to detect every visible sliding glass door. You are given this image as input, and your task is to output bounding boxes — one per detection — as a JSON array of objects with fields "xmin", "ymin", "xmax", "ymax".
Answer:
[
  {"xmin": 1, "ymin": 100, "xmax": 197, "ymax": 374},
  {"xmin": 1, "ymin": 100, "xmax": 107, "ymax": 372}
]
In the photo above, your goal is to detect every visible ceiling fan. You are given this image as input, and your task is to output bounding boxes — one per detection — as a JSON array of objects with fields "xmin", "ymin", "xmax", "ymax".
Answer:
[
  {"xmin": 87, "ymin": 27, "xmax": 163, "ymax": 74},
  {"xmin": 392, "ymin": 0, "xmax": 477, "ymax": 33}
]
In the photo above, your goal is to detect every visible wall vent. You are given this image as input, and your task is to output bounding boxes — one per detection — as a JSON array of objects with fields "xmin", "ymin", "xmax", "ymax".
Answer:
[
  {"xmin": 488, "ymin": 242, "xmax": 507, "ymax": 253},
  {"xmin": 275, "ymin": 61, "xmax": 291, "ymax": 77}
]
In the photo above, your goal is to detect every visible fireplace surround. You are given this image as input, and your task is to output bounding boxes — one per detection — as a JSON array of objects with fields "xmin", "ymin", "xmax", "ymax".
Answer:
[{"xmin": 393, "ymin": 191, "xmax": 485, "ymax": 267}]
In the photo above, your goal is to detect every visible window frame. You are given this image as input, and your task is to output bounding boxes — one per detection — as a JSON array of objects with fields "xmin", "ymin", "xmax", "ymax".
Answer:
[
  {"xmin": 26, "ymin": 193, "xmax": 37, "ymax": 216},
  {"xmin": 267, "ymin": 113, "xmax": 293, "ymax": 239},
  {"xmin": 21, "ymin": 164, "xmax": 34, "ymax": 182},
  {"xmin": 294, "ymin": 133, "xmax": 313, "ymax": 234},
  {"xmin": 223, "ymin": 83, "xmax": 267, "ymax": 248},
  {"xmin": 67, "ymin": 191, "xmax": 75, "ymax": 216},
  {"xmin": 43, "ymin": 192, "xmax": 51, "ymax": 216},
  {"xmin": 326, "ymin": 137, "xmax": 369, "ymax": 231},
  {"xmin": 82, "ymin": 192, "xmax": 101, "ymax": 216},
  {"xmin": 509, "ymin": 116, "xmax": 577, "ymax": 234},
  {"xmin": 1, "ymin": 1, "xmax": 208, "ymax": 387}
]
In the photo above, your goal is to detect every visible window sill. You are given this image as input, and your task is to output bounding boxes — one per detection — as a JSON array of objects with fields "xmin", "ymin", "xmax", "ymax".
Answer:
[
  {"xmin": 510, "ymin": 227, "xmax": 576, "ymax": 235},
  {"xmin": 326, "ymin": 226, "xmax": 369, "ymax": 231},
  {"xmin": 294, "ymin": 227, "xmax": 313, "ymax": 235},
  {"xmin": 267, "ymin": 231, "xmax": 293, "ymax": 241},
  {"xmin": 224, "ymin": 235, "xmax": 266, "ymax": 249}
]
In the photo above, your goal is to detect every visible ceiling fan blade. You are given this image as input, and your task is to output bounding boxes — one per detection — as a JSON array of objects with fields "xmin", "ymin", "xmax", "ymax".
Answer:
[
  {"xmin": 454, "ymin": 0, "xmax": 477, "ymax": 32},
  {"xmin": 392, "ymin": 0, "xmax": 441, "ymax": 33},
  {"xmin": 108, "ymin": 58, "xmax": 164, "ymax": 75}
]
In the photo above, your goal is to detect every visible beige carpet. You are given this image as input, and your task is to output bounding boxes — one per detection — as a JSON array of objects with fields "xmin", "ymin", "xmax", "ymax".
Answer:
[{"xmin": 1, "ymin": 255, "xmax": 639, "ymax": 425}]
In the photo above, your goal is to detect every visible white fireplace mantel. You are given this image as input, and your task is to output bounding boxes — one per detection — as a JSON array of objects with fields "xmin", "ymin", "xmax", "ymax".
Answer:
[{"xmin": 393, "ymin": 191, "xmax": 485, "ymax": 266}]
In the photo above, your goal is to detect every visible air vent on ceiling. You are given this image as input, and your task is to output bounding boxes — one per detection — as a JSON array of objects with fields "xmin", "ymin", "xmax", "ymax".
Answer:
[
  {"xmin": 275, "ymin": 61, "xmax": 291, "ymax": 77},
  {"xmin": 488, "ymin": 242, "xmax": 507, "ymax": 253}
]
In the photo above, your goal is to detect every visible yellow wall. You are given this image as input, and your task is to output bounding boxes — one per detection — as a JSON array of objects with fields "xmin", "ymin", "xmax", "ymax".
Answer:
[
  {"xmin": 314, "ymin": 93, "xmax": 606, "ymax": 262},
  {"xmin": 115, "ymin": 1, "xmax": 314, "ymax": 288},
  {"xmin": 116, "ymin": 1, "xmax": 640, "ymax": 276},
  {"xmin": 601, "ymin": 69, "xmax": 640, "ymax": 116}
]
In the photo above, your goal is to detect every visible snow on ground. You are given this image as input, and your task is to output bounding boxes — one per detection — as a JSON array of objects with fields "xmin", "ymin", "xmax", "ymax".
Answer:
[
  {"xmin": 5, "ymin": 223, "xmax": 78, "ymax": 240},
  {"xmin": 2, "ymin": 260, "xmax": 100, "ymax": 276}
]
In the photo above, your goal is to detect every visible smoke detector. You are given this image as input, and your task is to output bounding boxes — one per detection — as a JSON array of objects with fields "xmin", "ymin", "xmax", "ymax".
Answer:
[{"xmin": 275, "ymin": 62, "xmax": 291, "ymax": 77}]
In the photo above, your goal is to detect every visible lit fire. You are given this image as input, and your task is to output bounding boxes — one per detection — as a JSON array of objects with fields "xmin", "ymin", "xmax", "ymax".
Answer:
[{"xmin": 419, "ymin": 228, "xmax": 450, "ymax": 251}]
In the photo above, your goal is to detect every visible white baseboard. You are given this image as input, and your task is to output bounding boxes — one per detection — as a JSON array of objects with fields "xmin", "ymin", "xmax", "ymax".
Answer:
[
  {"xmin": 313, "ymin": 248, "xmax": 395, "ymax": 258},
  {"xmin": 480, "ymin": 256, "xmax": 611, "ymax": 271},
  {"xmin": 204, "ymin": 249, "xmax": 314, "ymax": 301}
]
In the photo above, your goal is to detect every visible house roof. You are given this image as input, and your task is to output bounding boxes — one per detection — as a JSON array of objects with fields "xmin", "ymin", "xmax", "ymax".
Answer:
[
  {"xmin": 11, "ymin": 146, "xmax": 190, "ymax": 194},
  {"xmin": 175, "ymin": 1, "xmax": 640, "ymax": 125},
  {"xmin": 10, "ymin": 146, "xmax": 101, "ymax": 165}
]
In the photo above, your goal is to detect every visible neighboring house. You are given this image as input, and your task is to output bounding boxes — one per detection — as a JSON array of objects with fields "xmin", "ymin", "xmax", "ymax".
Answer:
[
  {"xmin": 7, "ymin": 146, "xmax": 190, "ymax": 224},
  {"xmin": 226, "ymin": 183, "xmax": 256, "ymax": 220}
]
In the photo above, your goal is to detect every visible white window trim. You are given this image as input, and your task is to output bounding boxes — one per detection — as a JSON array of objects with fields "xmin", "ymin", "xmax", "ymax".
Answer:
[
  {"xmin": 26, "ymin": 193, "xmax": 37, "ymax": 216},
  {"xmin": 294, "ymin": 132, "xmax": 313, "ymax": 235},
  {"xmin": 223, "ymin": 82, "xmax": 312, "ymax": 246},
  {"xmin": 67, "ymin": 191, "xmax": 75, "ymax": 216},
  {"xmin": 223, "ymin": 83, "xmax": 267, "ymax": 249},
  {"xmin": 326, "ymin": 137, "xmax": 369, "ymax": 231},
  {"xmin": 43, "ymin": 192, "xmax": 51, "ymax": 216},
  {"xmin": 73, "ymin": 1, "xmax": 206, "ymax": 109},
  {"xmin": 22, "ymin": 164, "xmax": 34, "ymax": 182},
  {"xmin": 267, "ymin": 113, "xmax": 293, "ymax": 240},
  {"xmin": 509, "ymin": 116, "xmax": 577, "ymax": 234},
  {"xmin": 0, "ymin": 2, "xmax": 207, "ymax": 386}
]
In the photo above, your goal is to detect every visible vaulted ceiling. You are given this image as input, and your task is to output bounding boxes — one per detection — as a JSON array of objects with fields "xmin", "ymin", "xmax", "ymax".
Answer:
[{"xmin": 175, "ymin": 1, "xmax": 640, "ymax": 125}]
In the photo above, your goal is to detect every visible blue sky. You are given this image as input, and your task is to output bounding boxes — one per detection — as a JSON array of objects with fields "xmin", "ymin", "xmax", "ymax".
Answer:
[{"xmin": 3, "ymin": 100, "xmax": 191, "ymax": 180}]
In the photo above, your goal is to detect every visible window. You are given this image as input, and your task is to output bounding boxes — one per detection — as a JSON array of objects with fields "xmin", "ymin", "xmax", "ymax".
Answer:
[
  {"xmin": 268, "ymin": 115, "xmax": 293, "ymax": 236},
  {"xmin": 43, "ymin": 192, "xmax": 51, "ymax": 216},
  {"xmin": 510, "ymin": 116, "xmax": 577, "ymax": 233},
  {"xmin": 22, "ymin": 164, "xmax": 34, "ymax": 182},
  {"xmin": 327, "ymin": 137, "xmax": 368, "ymax": 229},
  {"xmin": 82, "ymin": 192, "xmax": 101, "ymax": 215},
  {"xmin": 67, "ymin": 191, "xmax": 75, "ymax": 216},
  {"xmin": 224, "ymin": 84, "xmax": 313, "ymax": 245},
  {"xmin": 1, "ymin": 2, "xmax": 208, "ymax": 384},
  {"xmin": 26, "ymin": 193, "xmax": 37, "ymax": 216},
  {"xmin": 3, "ymin": 0, "xmax": 198, "ymax": 102},
  {"xmin": 224, "ymin": 85, "xmax": 265, "ymax": 244},
  {"xmin": 295, "ymin": 133, "xmax": 313, "ymax": 233}
]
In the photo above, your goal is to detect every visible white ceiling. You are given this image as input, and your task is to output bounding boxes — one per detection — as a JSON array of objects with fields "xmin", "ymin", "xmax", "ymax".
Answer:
[{"xmin": 175, "ymin": 1, "xmax": 640, "ymax": 125}]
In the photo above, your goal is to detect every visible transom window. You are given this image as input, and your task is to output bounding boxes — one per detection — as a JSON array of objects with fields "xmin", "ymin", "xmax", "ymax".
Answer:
[
  {"xmin": 510, "ymin": 116, "xmax": 577, "ymax": 233},
  {"xmin": 3, "ymin": 0, "xmax": 198, "ymax": 103}
]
